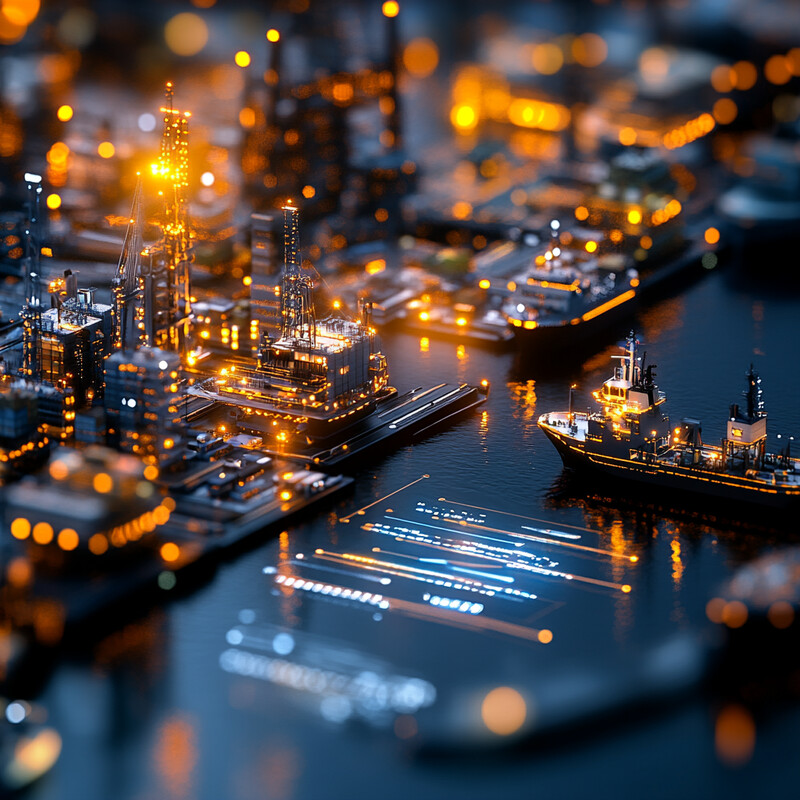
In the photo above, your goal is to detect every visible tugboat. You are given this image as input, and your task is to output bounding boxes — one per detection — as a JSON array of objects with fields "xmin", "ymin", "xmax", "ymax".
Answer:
[{"xmin": 538, "ymin": 333, "xmax": 800, "ymax": 511}]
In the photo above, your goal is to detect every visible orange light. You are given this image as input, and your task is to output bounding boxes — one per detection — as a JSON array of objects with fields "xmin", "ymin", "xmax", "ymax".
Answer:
[
  {"xmin": 732, "ymin": 61, "xmax": 757, "ymax": 91},
  {"xmin": 243, "ymin": 275, "xmax": 252, "ymax": 286},
  {"xmin": 572, "ymin": 33, "xmax": 607, "ymax": 68},
  {"xmin": 581, "ymin": 289, "xmax": 636, "ymax": 322},
  {"xmin": 234, "ymin": 50, "xmax": 251, "ymax": 68},
  {"xmin": 706, "ymin": 597, "xmax": 726, "ymax": 624},
  {"xmin": 452, "ymin": 201, "xmax": 472, "ymax": 219},
  {"xmin": 507, "ymin": 97, "xmax": 570, "ymax": 131},
  {"xmin": 279, "ymin": 489, "xmax": 293, "ymax": 501},
  {"xmin": 88, "ymin": 534, "xmax": 109, "ymax": 555},
  {"xmin": 419, "ymin": 311, "xmax": 430, "ymax": 322},
  {"xmin": 713, "ymin": 98, "xmax": 737, "ymax": 125},
  {"xmin": 704, "ymin": 227, "xmax": 720, "ymax": 245},
  {"xmin": 481, "ymin": 687, "xmax": 527, "ymax": 736},
  {"xmin": 143, "ymin": 465, "xmax": 159, "ymax": 481},
  {"xmin": 46, "ymin": 193, "xmax": 62, "ymax": 210},
  {"xmin": 711, "ymin": 64, "xmax": 734, "ymax": 93},
  {"xmin": 56, "ymin": 104, "xmax": 73, "ymax": 122},
  {"xmin": 266, "ymin": 28, "xmax": 280, "ymax": 42},
  {"xmin": 57, "ymin": 528, "xmax": 79, "ymax": 551},
  {"xmin": 97, "ymin": 141, "xmax": 115, "ymax": 159},
  {"xmin": 627, "ymin": 209, "xmax": 642, "ymax": 225},
  {"xmin": 765, "ymin": 54, "xmax": 791, "ymax": 85},
  {"xmin": 715, "ymin": 705, "xmax": 755, "ymax": 767},
  {"xmin": 382, "ymin": 0, "xmax": 399, "ymax": 17},
  {"xmin": 575, "ymin": 205, "xmax": 589, "ymax": 221},
  {"xmin": 2, "ymin": 0, "xmax": 39, "ymax": 27},
  {"xmin": 450, "ymin": 104, "xmax": 477, "ymax": 131},
  {"xmin": 618, "ymin": 126, "xmax": 637, "ymax": 146},
  {"xmin": 93, "ymin": 472, "xmax": 113, "ymax": 493},
  {"xmin": 767, "ymin": 600, "xmax": 794, "ymax": 629},
  {"xmin": 302, "ymin": 184, "xmax": 316, "ymax": 199},
  {"xmin": 10, "ymin": 518, "xmax": 30, "ymax": 540},
  {"xmin": 239, "ymin": 107, "xmax": 256, "ymax": 128},
  {"xmin": 403, "ymin": 37, "xmax": 439, "ymax": 78},
  {"xmin": 537, "ymin": 629, "xmax": 553, "ymax": 644},
  {"xmin": 456, "ymin": 317, "xmax": 467, "ymax": 327},
  {"xmin": 32, "ymin": 522, "xmax": 54, "ymax": 545},
  {"xmin": 164, "ymin": 12, "xmax": 208, "ymax": 56},
  {"xmin": 365, "ymin": 258, "xmax": 386, "ymax": 275},
  {"xmin": 160, "ymin": 542, "xmax": 180, "ymax": 562},
  {"xmin": 722, "ymin": 600, "xmax": 748, "ymax": 628},
  {"xmin": 531, "ymin": 42, "xmax": 563, "ymax": 75}
]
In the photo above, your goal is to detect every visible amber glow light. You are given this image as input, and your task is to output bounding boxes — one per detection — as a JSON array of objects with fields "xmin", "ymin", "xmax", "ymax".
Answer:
[
  {"xmin": 160, "ymin": 542, "xmax": 180, "ymax": 562},
  {"xmin": 481, "ymin": 687, "xmax": 527, "ymax": 736}
]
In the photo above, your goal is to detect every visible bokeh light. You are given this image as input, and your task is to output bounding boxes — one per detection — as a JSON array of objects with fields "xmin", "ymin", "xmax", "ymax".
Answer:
[
  {"xmin": 481, "ymin": 687, "xmax": 527, "ymax": 736},
  {"xmin": 403, "ymin": 38, "xmax": 439, "ymax": 78},
  {"xmin": 164, "ymin": 12, "xmax": 209, "ymax": 57}
]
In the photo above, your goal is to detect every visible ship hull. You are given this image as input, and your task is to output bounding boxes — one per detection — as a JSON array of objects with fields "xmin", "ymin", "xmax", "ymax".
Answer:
[
  {"xmin": 511, "ymin": 291, "xmax": 639, "ymax": 363},
  {"xmin": 541, "ymin": 425, "xmax": 800, "ymax": 513}
]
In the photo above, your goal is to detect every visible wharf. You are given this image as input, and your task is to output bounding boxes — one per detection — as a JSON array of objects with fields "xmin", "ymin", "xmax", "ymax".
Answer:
[
  {"xmin": 0, "ymin": 454, "xmax": 352, "ymax": 689},
  {"xmin": 262, "ymin": 382, "xmax": 487, "ymax": 468}
]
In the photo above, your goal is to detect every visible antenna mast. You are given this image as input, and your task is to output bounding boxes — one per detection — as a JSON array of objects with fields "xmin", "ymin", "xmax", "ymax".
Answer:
[{"xmin": 280, "ymin": 202, "xmax": 316, "ymax": 346}]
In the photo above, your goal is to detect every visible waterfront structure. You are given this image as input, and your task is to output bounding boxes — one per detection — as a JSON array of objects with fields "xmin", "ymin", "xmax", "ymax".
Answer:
[
  {"xmin": 0, "ymin": 382, "xmax": 50, "ymax": 479},
  {"xmin": 190, "ymin": 202, "xmax": 392, "ymax": 441},
  {"xmin": 104, "ymin": 348, "xmax": 184, "ymax": 467},
  {"xmin": 136, "ymin": 84, "xmax": 194, "ymax": 358},
  {"xmin": 5, "ymin": 446, "xmax": 170, "ymax": 559},
  {"xmin": 249, "ymin": 211, "xmax": 282, "ymax": 336}
]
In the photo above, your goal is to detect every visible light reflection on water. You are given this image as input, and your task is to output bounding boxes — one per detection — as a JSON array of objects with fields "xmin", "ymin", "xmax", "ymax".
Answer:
[{"xmin": 36, "ymin": 265, "xmax": 800, "ymax": 798}]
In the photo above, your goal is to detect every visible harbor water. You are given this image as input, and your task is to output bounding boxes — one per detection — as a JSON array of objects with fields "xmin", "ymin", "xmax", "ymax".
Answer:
[{"xmin": 31, "ymin": 261, "xmax": 800, "ymax": 799}]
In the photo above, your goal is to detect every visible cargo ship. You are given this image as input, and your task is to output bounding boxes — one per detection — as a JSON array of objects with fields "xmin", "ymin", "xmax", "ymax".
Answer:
[{"xmin": 538, "ymin": 334, "xmax": 800, "ymax": 511}]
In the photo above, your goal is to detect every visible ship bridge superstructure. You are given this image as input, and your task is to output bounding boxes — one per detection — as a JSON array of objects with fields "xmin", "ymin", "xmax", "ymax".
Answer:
[{"xmin": 593, "ymin": 333, "xmax": 666, "ymax": 417}]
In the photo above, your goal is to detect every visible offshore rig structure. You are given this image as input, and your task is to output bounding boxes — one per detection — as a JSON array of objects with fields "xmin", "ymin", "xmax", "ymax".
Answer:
[
  {"xmin": 189, "ymin": 201, "xmax": 393, "ymax": 441},
  {"xmin": 17, "ymin": 85, "xmax": 193, "ymax": 410}
]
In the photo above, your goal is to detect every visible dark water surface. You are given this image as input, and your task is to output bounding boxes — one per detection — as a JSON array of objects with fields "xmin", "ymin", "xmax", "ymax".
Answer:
[{"xmin": 34, "ymin": 263, "xmax": 800, "ymax": 800}]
